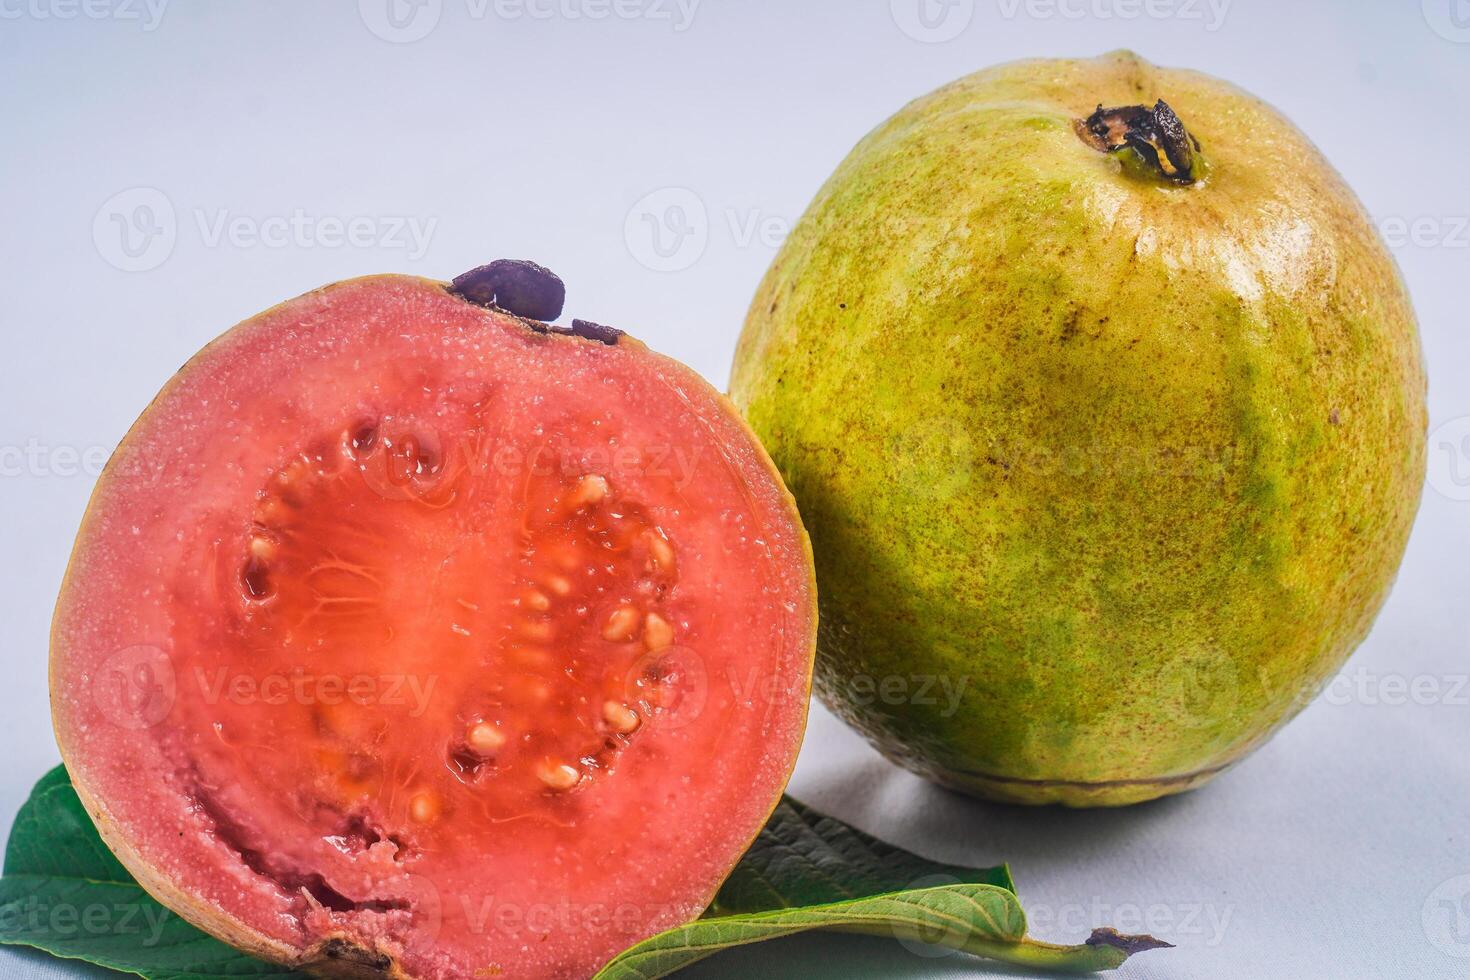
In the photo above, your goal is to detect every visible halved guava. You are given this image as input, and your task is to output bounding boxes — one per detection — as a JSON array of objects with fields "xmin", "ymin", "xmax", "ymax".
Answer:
[{"xmin": 49, "ymin": 267, "xmax": 817, "ymax": 979}]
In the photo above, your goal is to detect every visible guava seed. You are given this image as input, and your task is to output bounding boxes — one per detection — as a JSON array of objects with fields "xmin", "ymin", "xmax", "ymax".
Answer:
[
  {"xmin": 466, "ymin": 722, "xmax": 505, "ymax": 755},
  {"xmin": 409, "ymin": 793, "xmax": 439, "ymax": 823},
  {"xmin": 603, "ymin": 701, "xmax": 641, "ymax": 734},
  {"xmin": 567, "ymin": 474, "xmax": 609, "ymax": 509},
  {"xmin": 536, "ymin": 760, "xmax": 582, "ymax": 792},
  {"xmin": 643, "ymin": 612, "xmax": 674, "ymax": 651},
  {"xmin": 602, "ymin": 605, "xmax": 641, "ymax": 642},
  {"xmin": 646, "ymin": 532, "xmax": 675, "ymax": 572}
]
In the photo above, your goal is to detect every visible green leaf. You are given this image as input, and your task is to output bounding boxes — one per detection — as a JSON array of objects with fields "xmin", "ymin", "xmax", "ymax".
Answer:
[
  {"xmin": 709, "ymin": 797, "xmax": 1015, "ymax": 915},
  {"xmin": 2, "ymin": 768, "xmax": 1170, "ymax": 980},
  {"xmin": 595, "ymin": 798, "xmax": 1170, "ymax": 979},
  {"xmin": 0, "ymin": 766, "xmax": 307, "ymax": 979}
]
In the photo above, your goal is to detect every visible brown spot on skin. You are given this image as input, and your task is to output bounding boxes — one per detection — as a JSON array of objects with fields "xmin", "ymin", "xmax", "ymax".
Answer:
[{"xmin": 1329, "ymin": 408, "xmax": 1341, "ymax": 425}]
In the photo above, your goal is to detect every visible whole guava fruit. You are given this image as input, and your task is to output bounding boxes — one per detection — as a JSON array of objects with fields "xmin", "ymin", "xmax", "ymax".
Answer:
[{"xmin": 730, "ymin": 51, "xmax": 1426, "ymax": 807}]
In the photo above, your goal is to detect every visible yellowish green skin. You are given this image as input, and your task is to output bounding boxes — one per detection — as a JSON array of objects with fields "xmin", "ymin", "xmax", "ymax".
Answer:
[{"xmin": 730, "ymin": 52, "xmax": 1427, "ymax": 806}]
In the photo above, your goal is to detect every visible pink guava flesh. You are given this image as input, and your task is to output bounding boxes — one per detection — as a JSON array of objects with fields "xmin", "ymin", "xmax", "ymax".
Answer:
[{"xmin": 50, "ymin": 275, "xmax": 816, "ymax": 979}]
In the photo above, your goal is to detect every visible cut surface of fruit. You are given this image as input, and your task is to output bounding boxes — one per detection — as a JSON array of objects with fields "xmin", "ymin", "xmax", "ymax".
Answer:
[{"xmin": 51, "ymin": 273, "xmax": 816, "ymax": 979}]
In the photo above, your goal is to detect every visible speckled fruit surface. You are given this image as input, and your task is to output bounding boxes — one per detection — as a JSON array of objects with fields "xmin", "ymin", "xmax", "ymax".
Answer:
[
  {"xmin": 730, "ymin": 51, "xmax": 1425, "ymax": 806},
  {"xmin": 51, "ymin": 274, "xmax": 816, "ymax": 977}
]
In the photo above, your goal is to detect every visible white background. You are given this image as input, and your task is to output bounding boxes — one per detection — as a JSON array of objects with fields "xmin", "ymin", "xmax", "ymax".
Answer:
[{"xmin": 2, "ymin": 2, "xmax": 1468, "ymax": 978}]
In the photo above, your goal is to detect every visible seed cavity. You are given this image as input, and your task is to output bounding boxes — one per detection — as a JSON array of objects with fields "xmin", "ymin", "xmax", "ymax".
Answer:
[
  {"xmin": 603, "ymin": 700, "xmax": 641, "ymax": 734},
  {"xmin": 602, "ymin": 605, "xmax": 641, "ymax": 643},
  {"xmin": 242, "ymin": 556, "xmax": 272, "ymax": 600},
  {"xmin": 643, "ymin": 612, "xmax": 674, "ymax": 651},
  {"xmin": 348, "ymin": 421, "xmax": 378, "ymax": 457}
]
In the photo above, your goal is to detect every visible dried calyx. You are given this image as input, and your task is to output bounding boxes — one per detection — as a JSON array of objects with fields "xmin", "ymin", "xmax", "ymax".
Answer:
[
  {"xmin": 449, "ymin": 259, "xmax": 624, "ymax": 345},
  {"xmin": 1078, "ymin": 100, "xmax": 1200, "ymax": 184}
]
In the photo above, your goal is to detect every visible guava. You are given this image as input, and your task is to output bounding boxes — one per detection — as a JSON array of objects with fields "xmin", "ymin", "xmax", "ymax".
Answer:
[
  {"xmin": 730, "ymin": 52, "xmax": 1425, "ymax": 807},
  {"xmin": 50, "ymin": 261, "xmax": 817, "ymax": 978}
]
